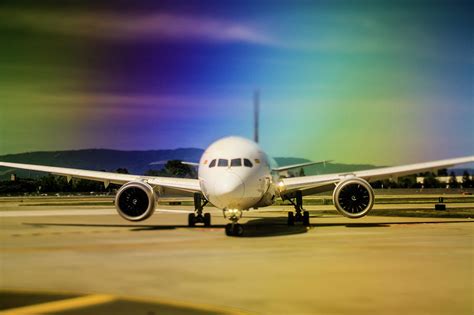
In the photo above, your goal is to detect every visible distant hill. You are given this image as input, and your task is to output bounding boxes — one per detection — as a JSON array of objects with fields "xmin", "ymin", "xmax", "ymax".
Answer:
[{"xmin": 0, "ymin": 150, "xmax": 470, "ymax": 180}]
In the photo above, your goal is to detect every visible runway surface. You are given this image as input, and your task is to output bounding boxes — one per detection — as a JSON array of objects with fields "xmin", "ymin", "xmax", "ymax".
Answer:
[{"xmin": 0, "ymin": 197, "xmax": 473, "ymax": 314}]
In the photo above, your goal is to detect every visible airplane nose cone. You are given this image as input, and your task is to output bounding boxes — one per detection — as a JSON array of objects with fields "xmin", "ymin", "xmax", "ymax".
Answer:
[{"xmin": 214, "ymin": 172, "xmax": 245, "ymax": 204}]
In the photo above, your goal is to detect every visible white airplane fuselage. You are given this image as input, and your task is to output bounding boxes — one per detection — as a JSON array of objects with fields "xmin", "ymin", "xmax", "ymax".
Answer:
[{"xmin": 198, "ymin": 136, "xmax": 279, "ymax": 216}]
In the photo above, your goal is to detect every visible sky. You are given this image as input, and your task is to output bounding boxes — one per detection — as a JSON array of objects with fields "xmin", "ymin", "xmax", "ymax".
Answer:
[{"xmin": 0, "ymin": 0, "xmax": 472, "ymax": 165}]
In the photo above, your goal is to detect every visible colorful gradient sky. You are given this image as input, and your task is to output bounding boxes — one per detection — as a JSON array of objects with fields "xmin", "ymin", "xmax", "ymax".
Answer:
[{"xmin": 0, "ymin": 1, "xmax": 472, "ymax": 164}]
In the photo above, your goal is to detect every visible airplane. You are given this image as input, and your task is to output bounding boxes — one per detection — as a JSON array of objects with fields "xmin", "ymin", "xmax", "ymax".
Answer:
[{"xmin": 1, "ymin": 94, "xmax": 473, "ymax": 236}]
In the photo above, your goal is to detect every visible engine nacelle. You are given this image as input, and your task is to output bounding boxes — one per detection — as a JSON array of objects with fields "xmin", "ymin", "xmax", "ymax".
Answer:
[
  {"xmin": 115, "ymin": 181, "xmax": 156, "ymax": 221},
  {"xmin": 332, "ymin": 177, "xmax": 374, "ymax": 218}
]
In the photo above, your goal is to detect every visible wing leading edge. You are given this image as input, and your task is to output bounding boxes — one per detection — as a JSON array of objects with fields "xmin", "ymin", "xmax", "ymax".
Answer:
[
  {"xmin": 0, "ymin": 162, "xmax": 201, "ymax": 193},
  {"xmin": 279, "ymin": 156, "xmax": 474, "ymax": 198},
  {"xmin": 272, "ymin": 160, "xmax": 332, "ymax": 173}
]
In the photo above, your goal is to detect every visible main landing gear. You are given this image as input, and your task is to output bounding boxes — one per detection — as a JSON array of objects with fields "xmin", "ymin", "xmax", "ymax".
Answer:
[
  {"xmin": 188, "ymin": 193, "xmax": 211, "ymax": 227},
  {"xmin": 286, "ymin": 191, "xmax": 310, "ymax": 226}
]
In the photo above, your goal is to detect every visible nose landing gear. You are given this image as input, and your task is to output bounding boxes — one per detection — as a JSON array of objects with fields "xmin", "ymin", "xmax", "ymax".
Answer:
[
  {"xmin": 285, "ymin": 191, "xmax": 310, "ymax": 226},
  {"xmin": 188, "ymin": 193, "xmax": 211, "ymax": 227},
  {"xmin": 225, "ymin": 223, "xmax": 244, "ymax": 236},
  {"xmin": 223, "ymin": 208, "xmax": 244, "ymax": 236}
]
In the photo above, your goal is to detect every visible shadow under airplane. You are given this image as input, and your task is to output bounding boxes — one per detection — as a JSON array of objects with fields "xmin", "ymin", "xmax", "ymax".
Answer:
[{"xmin": 23, "ymin": 218, "xmax": 473, "ymax": 238}]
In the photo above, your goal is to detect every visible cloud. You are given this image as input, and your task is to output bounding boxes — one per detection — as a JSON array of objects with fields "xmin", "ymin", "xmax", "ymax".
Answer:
[
  {"xmin": 1, "ymin": 86, "xmax": 244, "ymax": 116},
  {"xmin": 0, "ymin": 9, "xmax": 275, "ymax": 45}
]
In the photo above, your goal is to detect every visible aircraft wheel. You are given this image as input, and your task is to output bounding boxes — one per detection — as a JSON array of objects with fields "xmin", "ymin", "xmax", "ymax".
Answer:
[
  {"xmin": 303, "ymin": 211, "xmax": 310, "ymax": 226},
  {"xmin": 188, "ymin": 213, "xmax": 196, "ymax": 227},
  {"xmin": 225, "ymin": 223, "xmax": 233, "ymax": 236},
  {"xmin": 287, "ymin": 212, "xmax": 295, "ymax": 226},
  {"xmin": 204, "ymin": 213, "xmax": 211, "ymax": 227},
  {"xmin": 233, "ymin": 224, "xmax": 244, "ymax": 236}
]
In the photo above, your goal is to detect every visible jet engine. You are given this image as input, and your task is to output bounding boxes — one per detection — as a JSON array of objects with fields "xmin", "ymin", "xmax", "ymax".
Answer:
[
  {"xmin": 115, "ymin": 181, "xmax": 156, "ymax": 221},
  {"xmin": 332, "ymin": 177, "xmax": 374, "ymax": 218}
]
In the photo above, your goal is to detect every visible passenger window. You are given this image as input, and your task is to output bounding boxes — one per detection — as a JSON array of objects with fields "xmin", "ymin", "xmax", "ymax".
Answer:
[
  {"xmin": 218, "ymin": 159, "xmax": 228, "ymax": 167},
  {"xmin": 244, "ymin": 159, "xmax": 253, "ymax": 167},
  {"xmin": 209, "ymin": 159, "xmax": 216, "ymax": 168},
  {"xmin": 231, "ymin": 158, "xmax": 242, "ymax": 167}
]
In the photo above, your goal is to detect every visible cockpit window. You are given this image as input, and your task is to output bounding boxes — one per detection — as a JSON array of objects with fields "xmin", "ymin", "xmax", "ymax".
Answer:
[
  {"xmin": 231, "ymin": 158, "xmax": 242, "ymax": 167},
  {"xmin": 218, "ymin": 159, "xmax": 228, "ymax": 167},
  {"xmin": 209, "ymin": 159, "xmax": 216, "ymax": 168},
  {"xmin": 244, "ymin": 158, "xmax": 253, "ymax": 167}
]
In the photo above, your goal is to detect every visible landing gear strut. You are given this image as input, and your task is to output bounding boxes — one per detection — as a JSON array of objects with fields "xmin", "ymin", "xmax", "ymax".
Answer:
[
  {"xmin": 188, "ymin": 193, "xmax": 211, "ymax": 227},
  {"xmin": 286, "ymin": 191, "xmax": 310, "ymax": 226}
]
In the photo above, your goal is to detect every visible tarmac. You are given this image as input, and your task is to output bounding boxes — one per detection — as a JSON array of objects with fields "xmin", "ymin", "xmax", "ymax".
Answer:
[{"xmin": 0, "ymin": 197, "xmax": 473, "ymax": 314}]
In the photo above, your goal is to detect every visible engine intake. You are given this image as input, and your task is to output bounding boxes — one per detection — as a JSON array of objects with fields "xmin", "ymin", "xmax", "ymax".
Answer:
[
  {"xmin": 115, "ymin": 181, "xmax": 156, "ymax": 221},
  {"xmin": 333, "ymin": 177, "xmax": 374, "ymax": 218}
]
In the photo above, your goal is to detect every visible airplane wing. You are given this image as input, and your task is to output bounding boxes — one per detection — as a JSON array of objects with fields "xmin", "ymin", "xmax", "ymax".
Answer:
[
  {"xmin": 272, "ymin": 160, "xmax": 332, "ymax": 172},
  {"xmin": 279, "ymin": 156, "xmax": 474, "ymax": 198},
  {"xmin": 181, "ymin": 161, "xmax": 199, "ymax": 167},
  {"xmin": 0, "ymin": 162, "xmax": 201, "ymax": 193}
]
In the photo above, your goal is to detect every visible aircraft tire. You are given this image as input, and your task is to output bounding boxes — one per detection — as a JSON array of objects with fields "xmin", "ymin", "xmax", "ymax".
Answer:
[
  {"xmin": 204, "ymin": 213, "xmax": 211, "ymax": 227},
  {"xmin": 303, "ymin": 211, "xmax": 310, "ymax": 226},
  {"xmin": 233, "ymin": 224, "xmax": 244, "ymax": 236},
  {"xmin": 188, "ymin": 213, "xmax": 196, "ymax": 227},
  {"xmin": 225, "ymin": 223, "xmax": 233, "ymax": 236},
  {"xmin": 287, "ymin": 212, "xmax": 295, "ymax": 226}
]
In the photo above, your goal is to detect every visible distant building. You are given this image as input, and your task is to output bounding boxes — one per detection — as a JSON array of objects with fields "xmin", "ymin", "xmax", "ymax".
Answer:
[{"xmin": 416, "ymin": 175, "xmax": 471, "ymax": 188}]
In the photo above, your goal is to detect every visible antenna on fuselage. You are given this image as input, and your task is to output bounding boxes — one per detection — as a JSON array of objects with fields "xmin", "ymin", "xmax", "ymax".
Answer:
[{"xmin": 253, "ymin": 90, "xmax": 259, "ymax": 143}]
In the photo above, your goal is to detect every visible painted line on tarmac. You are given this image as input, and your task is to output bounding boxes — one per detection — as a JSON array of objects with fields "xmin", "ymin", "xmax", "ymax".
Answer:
[
  {"xmin": 0, "ymin": 289, "xmax": 249, "ymax": 315},
  {"xmin": 0, "ymin": 294, "xmax": 116, "ymax": 315},
  {"xmin": 0, "ymin": 209, "xmax": 116, "ymax": 217},
  {"xmin": 0, "ymin": 208, "xmax": 191, "ymax": 217},
  {"xmin": 156, "ymin": 209, "xmax": 194, "ymax": 213}
]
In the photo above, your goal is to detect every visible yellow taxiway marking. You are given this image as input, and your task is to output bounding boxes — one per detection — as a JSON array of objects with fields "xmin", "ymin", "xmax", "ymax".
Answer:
[
  {"xmin": 0, "ymin": 294, "xmax": 116, "ymax": 315},
  {"xmin": 0, "ymin": 288, "xmax": 249, "ymax": 315}
]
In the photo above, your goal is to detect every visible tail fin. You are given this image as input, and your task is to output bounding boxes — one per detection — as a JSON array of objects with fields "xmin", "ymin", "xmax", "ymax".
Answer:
[{"xmin": 253, "ymin": 90, "xmax": 259, "ymax": 143}]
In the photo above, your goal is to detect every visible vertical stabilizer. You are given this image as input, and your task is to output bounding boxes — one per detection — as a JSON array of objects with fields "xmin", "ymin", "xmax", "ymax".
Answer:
[{"xmin": 253, "ymin": 90, "xmax": 259, "ymax": 143}]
